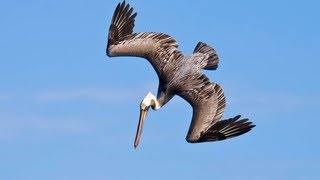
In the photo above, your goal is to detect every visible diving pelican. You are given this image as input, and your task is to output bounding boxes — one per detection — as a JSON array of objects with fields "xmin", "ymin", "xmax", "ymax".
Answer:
[{"xmin": 106, "ymin": 1, "xmax": 255, "ymax": 148}]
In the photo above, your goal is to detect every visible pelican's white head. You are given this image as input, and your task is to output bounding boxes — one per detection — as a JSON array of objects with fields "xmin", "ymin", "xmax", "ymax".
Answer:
[{"xmin": 140, "ymin": 92, "xmax": 160, "ymax": 110}]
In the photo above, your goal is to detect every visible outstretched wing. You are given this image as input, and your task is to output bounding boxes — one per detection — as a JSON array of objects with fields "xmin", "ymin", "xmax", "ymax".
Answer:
[
  {"xmin": 177, "ymin": 72, "xmax": 255, "ymax": 143},
  {"xmin": 177, "ymin": 72, "xmax": 226, "ymax": 141},
  {"xmin": 106, "ymin": 1, "xmax": 184, "ymax": 79}
]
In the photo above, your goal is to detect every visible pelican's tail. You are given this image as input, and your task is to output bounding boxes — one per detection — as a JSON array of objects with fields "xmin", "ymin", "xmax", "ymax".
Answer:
[
  {"xmin": 193, "ymin": 42, "xmax": 219, "ymax": 70},
  {"xmin": 196, "ymin": 115, "xmax": 255, "ymax": 142}
]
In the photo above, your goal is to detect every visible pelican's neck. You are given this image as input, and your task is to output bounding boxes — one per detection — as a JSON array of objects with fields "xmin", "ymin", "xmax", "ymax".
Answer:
[{"xmin": 141, "ymin": 92, "xmax": 161, "ymax": 110}]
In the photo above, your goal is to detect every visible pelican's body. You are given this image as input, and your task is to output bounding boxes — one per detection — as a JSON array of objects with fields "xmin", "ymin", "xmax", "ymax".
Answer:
[{"xmin": 107, "ymin": 1, "xmax": 255, "ymax": 148}]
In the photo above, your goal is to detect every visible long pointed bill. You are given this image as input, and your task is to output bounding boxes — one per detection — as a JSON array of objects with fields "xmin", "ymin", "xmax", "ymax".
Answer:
[{"xmin": 134, "ymin": 107, "xmax": 149, "ymax": 148}]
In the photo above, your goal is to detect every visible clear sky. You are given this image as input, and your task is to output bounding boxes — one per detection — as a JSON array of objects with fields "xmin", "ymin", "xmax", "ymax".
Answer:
[{"xmin": 0, "ymin": 0, "xmax": 319, "ymax": 179}]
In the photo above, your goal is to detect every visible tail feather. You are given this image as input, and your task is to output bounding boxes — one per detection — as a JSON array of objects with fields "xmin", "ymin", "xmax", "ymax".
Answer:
[
  {"xmin": 197, "ymin": 115, "xmax": 255, "ymax": 142},
  {"xmin": 193, "ymin": 42, "xmax": 219, "ymax": 70}
]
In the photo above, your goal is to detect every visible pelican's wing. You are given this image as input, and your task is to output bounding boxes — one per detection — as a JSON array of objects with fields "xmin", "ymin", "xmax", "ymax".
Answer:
[
  {"xmin": 177, "ymin": 72, "xmax": 255, "ymax": 143},
  {"xmin": 106, "ymin": 1, "xmax": 183, "ymax": 79}
]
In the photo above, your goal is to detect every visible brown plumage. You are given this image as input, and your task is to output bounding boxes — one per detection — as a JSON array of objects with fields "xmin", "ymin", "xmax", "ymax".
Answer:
[{"xmin": 106, "ymin": 1, "xmax": 255, "ymax": 147}]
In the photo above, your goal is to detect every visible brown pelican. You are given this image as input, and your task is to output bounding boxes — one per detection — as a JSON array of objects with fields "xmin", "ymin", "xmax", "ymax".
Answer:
[{"xmin": 106, "ymin": 1, "xmax": 255, "ymax": 148}]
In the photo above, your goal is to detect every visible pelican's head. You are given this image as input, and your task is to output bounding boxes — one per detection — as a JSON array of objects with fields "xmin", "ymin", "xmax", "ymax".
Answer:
[
  {"xmin": 134, "ymin": 92, "xmax": 160, "ymax": 149},
  {"xmin": 140, "ymin": 92, "xmax": 160, "ymax": 110}
]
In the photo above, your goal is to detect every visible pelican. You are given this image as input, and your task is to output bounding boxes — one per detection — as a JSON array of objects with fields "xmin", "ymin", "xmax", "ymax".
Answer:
[{"xmin": 106, "ymin": 1, "xmax": 255, "ymax": 148}]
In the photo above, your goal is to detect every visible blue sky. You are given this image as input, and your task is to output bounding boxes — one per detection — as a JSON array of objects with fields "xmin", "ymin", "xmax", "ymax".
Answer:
[{"xmin": 0, "ymin": 0, "xmax": 319, "ymax": 179}]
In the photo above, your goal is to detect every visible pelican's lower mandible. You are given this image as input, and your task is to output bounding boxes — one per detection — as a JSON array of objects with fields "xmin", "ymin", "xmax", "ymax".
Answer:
[{"xmin": 134, "ymin": 106, "xmax": 149, "ymax": 148}]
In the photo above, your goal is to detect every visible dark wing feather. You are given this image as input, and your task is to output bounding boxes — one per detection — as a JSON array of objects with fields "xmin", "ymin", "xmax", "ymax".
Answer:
[
  {"xmin": 177, "ymin": 71, "xmax": 255, "ymax": 143},
  {"xmin": 107, "ymin": 1, "xmax": 136, "ymax": 47},
  {"xmin": 106, "ymin": 1, "xmax": 183, "ymax": 80},
  {"xmin": 197, "ymin": 115, "xmax": 256, "ymax": 142},
  {"xmin": 177, "ymin": 72, "xmax": 226, "ymax": 142}
]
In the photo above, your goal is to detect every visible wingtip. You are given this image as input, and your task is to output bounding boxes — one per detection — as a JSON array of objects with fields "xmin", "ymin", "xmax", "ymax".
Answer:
[
  {"xmin": 192, "ymin": 115, "xmax": 256, "ymax": 143},
  {"xmin": 234, "ymin": 115, "xmax": 241, "ymax": 120},
  {"xmin": 109, "ymin": 0, "xmax": 136, "ymax": 43},
  {"xmin": 120, "ymin": 0, "xmax": 126, "ymax": 8}
]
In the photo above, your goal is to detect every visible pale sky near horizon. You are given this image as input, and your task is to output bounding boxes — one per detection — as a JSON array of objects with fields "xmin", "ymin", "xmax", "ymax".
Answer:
[{"xmin": 0, "ymin": 0, "xmax": 319, "ymax": 179}]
